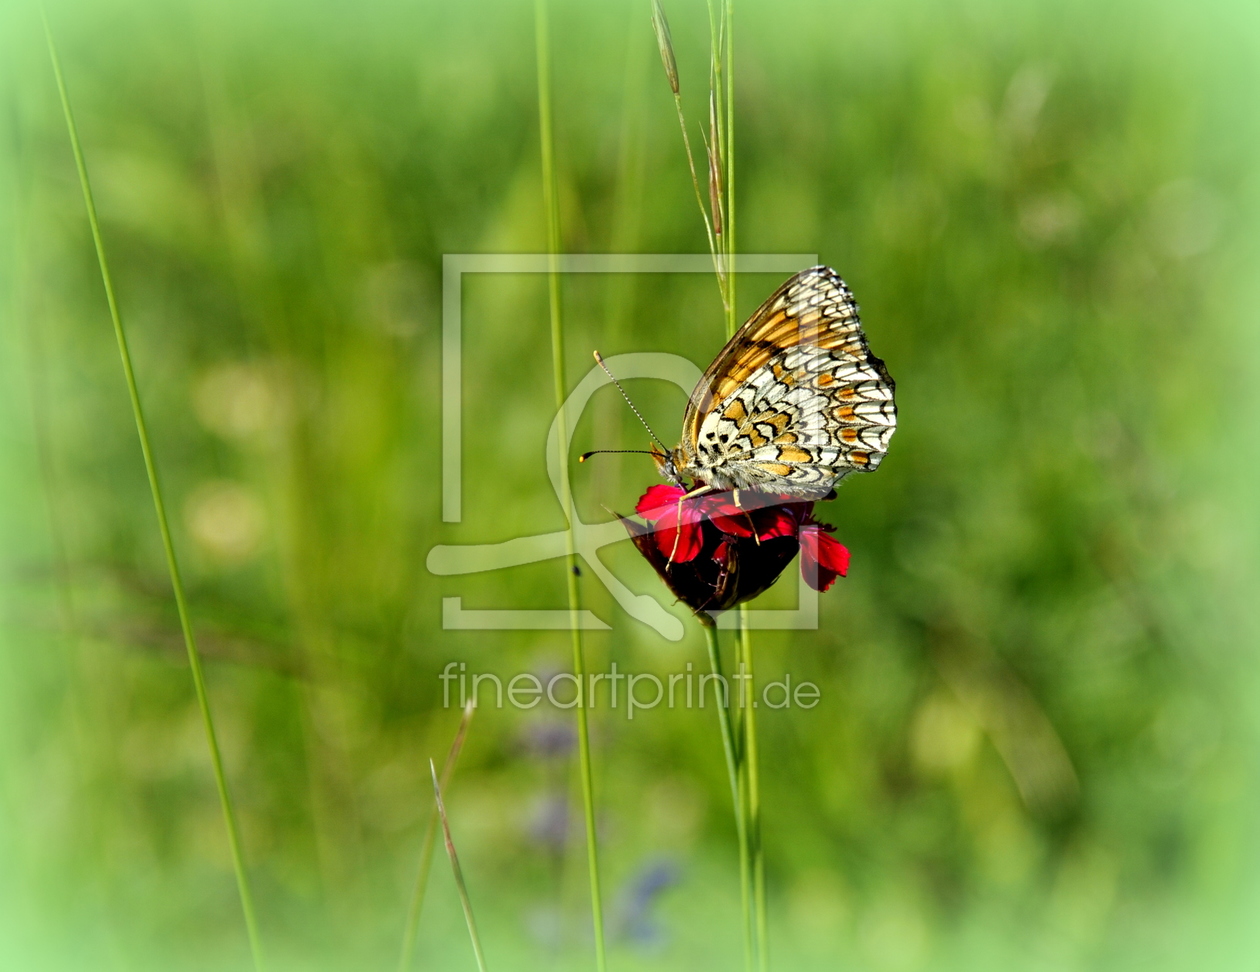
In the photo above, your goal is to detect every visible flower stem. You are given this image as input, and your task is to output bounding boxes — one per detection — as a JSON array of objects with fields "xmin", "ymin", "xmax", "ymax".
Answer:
[
  {"xmin": 719, "ymin": 2, "xmax": 764, "ymax": 962},
  {"xmin": 739, "ymin": 608, "xmax": 768, "ymax": 972},
  {"xmin": 42, "ymin": 11, "xmax": 264, "ymax": 971},
  {"xmin": 535, "ymin": 4, "xmax": 607, "ymax": 970},
  {"xmin": 714, "ymin": 2, "xmax": 763, "ymax": 964},
  {"xmin": 701, "ymin": 618, "xmax": 755, "ymax": 972}
]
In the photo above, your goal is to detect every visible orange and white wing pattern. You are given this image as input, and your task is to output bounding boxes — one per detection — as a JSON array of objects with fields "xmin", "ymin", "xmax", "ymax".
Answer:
[{"xmin": 676, "ymin": 266, "xmax": 896, "ymax": 498}]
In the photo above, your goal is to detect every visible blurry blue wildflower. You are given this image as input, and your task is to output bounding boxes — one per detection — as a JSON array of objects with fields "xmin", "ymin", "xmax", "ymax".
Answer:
[
  {"xmin": 521, "ymin": 718, "xmax": 576, "ymax": 760},
  {"xmin": 616, "ymin": 857, "xmax": 681, "ymax": 952}
]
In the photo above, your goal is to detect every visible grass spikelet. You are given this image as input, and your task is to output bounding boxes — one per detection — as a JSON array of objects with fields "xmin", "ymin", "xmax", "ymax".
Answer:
[
  {"xmin": 651, "ymin": 0, "xmax": 723, "ymax": 300},
  {"xmin": 650, "ymin": 0, "xmax": 679, "ymax": 96},
  {"xmin": 708, "ymin": 87, "xmax": 725, "ymax": 241}
]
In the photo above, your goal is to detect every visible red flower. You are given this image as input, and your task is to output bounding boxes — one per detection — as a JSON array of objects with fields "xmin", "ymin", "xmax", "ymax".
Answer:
[
  {"xmin": 622, "ymin": 484, "xmax": 851, "ymax": 617},
  {"xmin": 634, "ymin": 485, "xmax": 803, "ymax": 563}
]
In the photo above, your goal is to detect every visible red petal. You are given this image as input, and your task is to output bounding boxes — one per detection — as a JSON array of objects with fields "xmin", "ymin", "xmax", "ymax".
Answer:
[
  {"xmin": 635, "ymin": 484, "xmax": 686, "ymax": 521},
  {"xmin": 700, "ymin": 494, "xmax": 791, "ymax": 538},
  {"xmin": 690, "ymin": 494, "xmax": 748, "ymax": 535},
  {"xmin": 708, "ymin": 507, "xmax": 756, "ymax": 537},
  {"xmin": 799, "ymin": 524, "xmax": 850, "ymax": 592},
  {"xmin": 656, "ymin": 523, "xmax": 703, "ymax": 563},
  {"xmin": 755, "ymin": 507, "xmax": 800, "ymax": 540}
]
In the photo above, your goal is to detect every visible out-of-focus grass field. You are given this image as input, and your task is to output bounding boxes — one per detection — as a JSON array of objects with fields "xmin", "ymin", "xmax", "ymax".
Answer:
[{"xmin": 2, "ymin": 0, "xmax": 1259, "ymax": 969}]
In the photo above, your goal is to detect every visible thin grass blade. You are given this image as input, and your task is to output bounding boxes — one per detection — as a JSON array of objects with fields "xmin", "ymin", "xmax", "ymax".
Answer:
[
  {"xmin": 41, "ymin": 9, "xmax": 265, "ymax": 970},
  {"xmin": 398, "ymin": 700, "xmax": 476, "ymax": 972},
  {"xmin": 431, "ymin": 759, "xmax": 488, "ymax": 972},
  {"xmin": 534, "ymin": 4, "xmax": 609, "ymax": 970},
  {"xmin": 722, "ymin": 0, "xmax": 737, "ymax": 338}
]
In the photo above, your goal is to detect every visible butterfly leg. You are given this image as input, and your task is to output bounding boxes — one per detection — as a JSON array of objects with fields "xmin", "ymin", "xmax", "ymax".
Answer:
[
  {"xmin": 667, "ymin": 484, "xmax": 715, "ymax": 564},
  {"xmin": 729, "ymin": 488, "xmax": 762, "ymax": 542}
]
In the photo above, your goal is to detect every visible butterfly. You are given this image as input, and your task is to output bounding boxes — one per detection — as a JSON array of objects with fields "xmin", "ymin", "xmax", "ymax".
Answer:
[
  {"xmin": 586, "ymin": 266, "xmax": 896, "ymax": 502},
  {"xmin": 637, "ymin": 265, "xmax": 897, "ymax": 502}
]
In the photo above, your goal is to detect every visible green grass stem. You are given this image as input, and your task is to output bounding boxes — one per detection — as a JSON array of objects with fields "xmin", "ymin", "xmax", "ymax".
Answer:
[
  {"xmin": 714, "ymin": 3, "xmax": 766, "ymax": 964},
  {"xmin": 723, "ymin": 0, "xmax": 736, "ymax": 339},
  {"xmin": 712, "ymin": 1, "xmax": 765, "ymax": 965},
  {"xmin": 655, "ymin": 0, "xmax": 762, "ymax": 964},
  {"xmin": 41, "ymin": 10, "xmax": 265, "ymax": 971},
  {"xmin": 739, "ymin": 614, "xmax": 767, "ymax": 971},
  {"xmin": 534, "ymin": 4, "xmax": 608, "ymax": 970},
  {"xmin": 701, "ymin": 619, "xmax": 755, "ymax": 972}
]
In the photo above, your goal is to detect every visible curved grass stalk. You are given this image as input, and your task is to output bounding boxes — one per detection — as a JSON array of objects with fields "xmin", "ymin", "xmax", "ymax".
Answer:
[
  {"xmin": 534, "ymin": 3, "xmax": 608, "ymax": 970},
  {"xmin": 41, "ymin": 10, "xmax": 264, "ymax": 970}
]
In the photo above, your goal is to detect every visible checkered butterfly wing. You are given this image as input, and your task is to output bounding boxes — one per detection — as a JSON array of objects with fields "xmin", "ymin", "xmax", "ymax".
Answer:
[{"xmin": 677, "ymin": 266, "xmax": 897, "ymax": 497}]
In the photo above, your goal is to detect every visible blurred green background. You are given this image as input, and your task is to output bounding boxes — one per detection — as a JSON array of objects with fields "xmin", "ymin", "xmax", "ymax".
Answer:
[{"xmin": 2, "ymin": 0, "xmax": 1259, "ymax": 968}]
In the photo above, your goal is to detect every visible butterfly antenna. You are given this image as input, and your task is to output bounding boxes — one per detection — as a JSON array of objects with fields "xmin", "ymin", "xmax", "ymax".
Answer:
[
  {"xmin": 592, "ymin": 351, "xmax": 670, "ymax": 453},
  {"xmin": 579, "ymin": 449, "xmax": 657, "ymax": 462}
]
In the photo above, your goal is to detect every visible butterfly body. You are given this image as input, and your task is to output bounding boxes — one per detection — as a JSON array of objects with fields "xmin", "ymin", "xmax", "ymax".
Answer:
[{"xmin": 657, "ymin": 265, "xmax": 897, "ymax": 499}]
